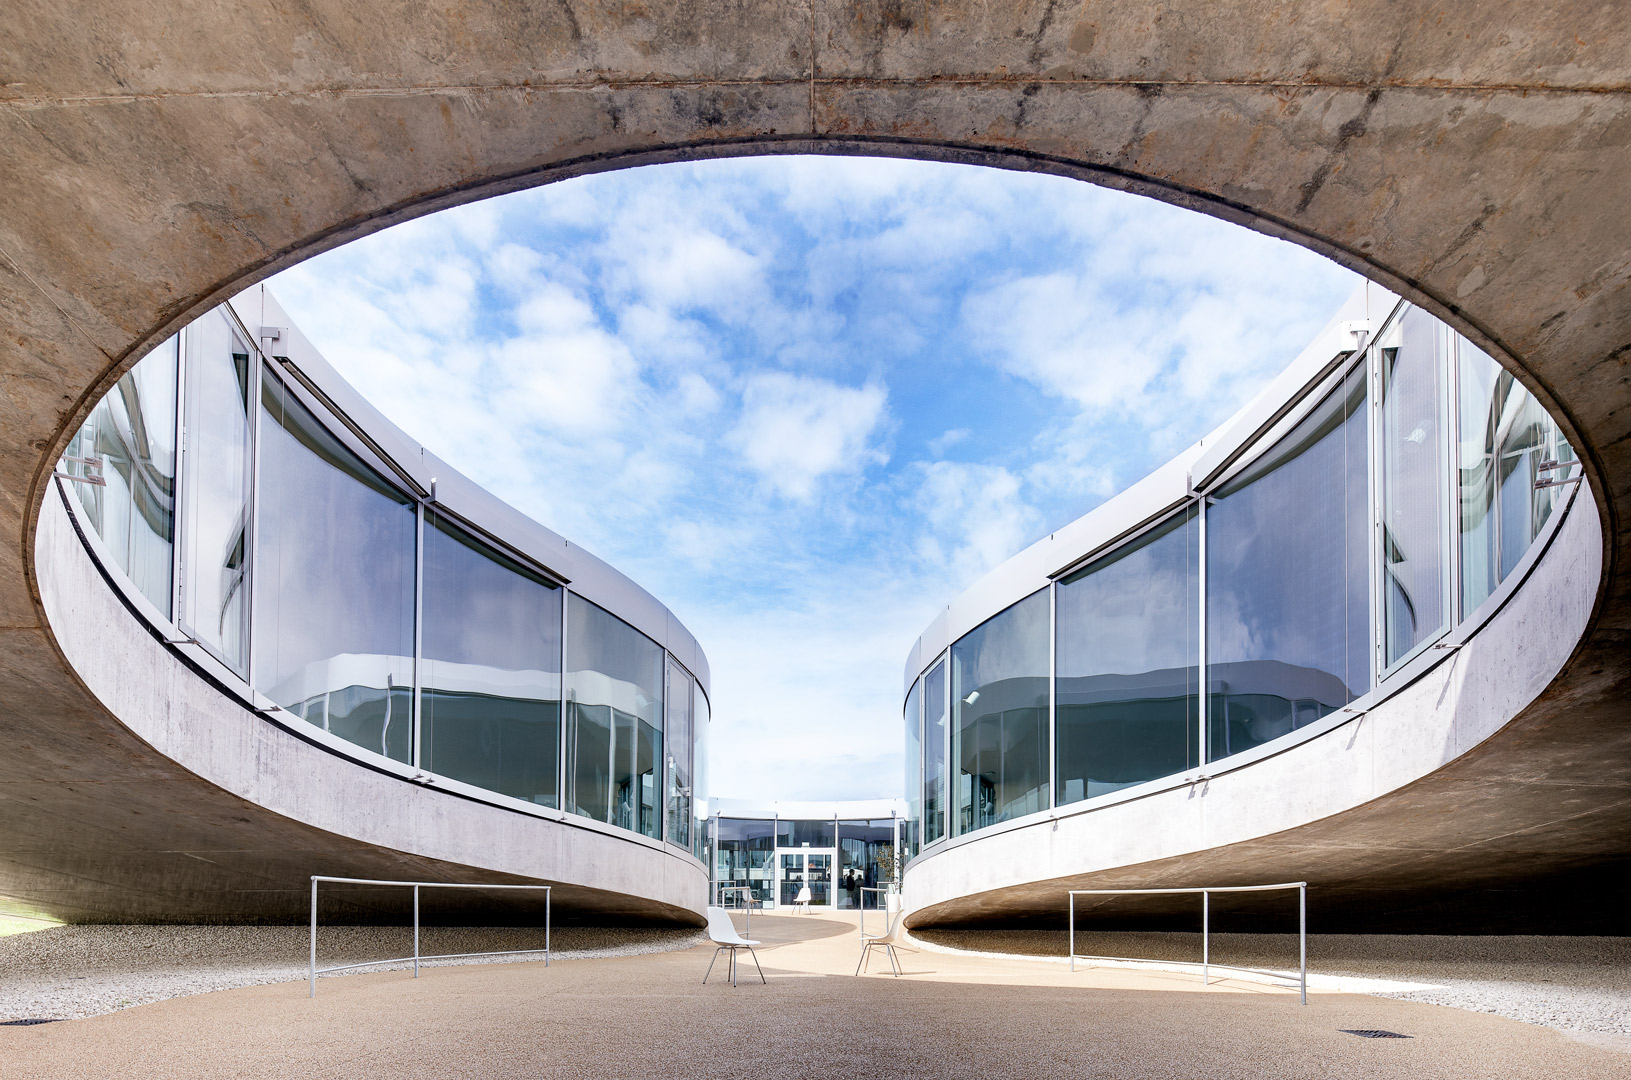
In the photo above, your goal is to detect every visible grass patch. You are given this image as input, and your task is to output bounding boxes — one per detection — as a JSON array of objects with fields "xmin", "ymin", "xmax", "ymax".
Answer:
[{"xmin": 0, "ymin": 914, "xmax": 61, "ymax": 937}]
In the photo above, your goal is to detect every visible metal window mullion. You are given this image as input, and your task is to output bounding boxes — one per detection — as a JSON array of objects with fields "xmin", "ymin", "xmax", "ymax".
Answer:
[
  {"xmin": 171, "ymin": 326, "xmax": 190, "ymax": 627},
  {"xmin": 1438, "ymin": 323, "xmax": 1457, "ymax": 638},
  {"xmin": 244, "ymin": 342, "xmax": 265, "ymax": 688},
  {"xmin": 412, "ymin": 501, "xmax": 425, "ymax": 773},
  {"xmin": 1370, "ymin": 332, "xmax": 1386, "ymax": 685},
  {"xmin": 559, "ymin": 589, "xmax": 571, "ymax": 815}
]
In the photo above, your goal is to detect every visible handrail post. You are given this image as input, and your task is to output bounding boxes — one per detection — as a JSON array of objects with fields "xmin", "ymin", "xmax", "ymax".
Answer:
[
  {"xmin": 1202, "ymin": 890, "xmax": 1209, "ymax": 986},
  {"xmin": 1299, "ymin": 883, "xmax": 1307, "ymax": 1006},
  {"xmin": 545, "ymin": 888, "xmax": 551, "ymax": 968},
  {"xmin": 309, "ymin": 877, "xmax": 318, "ymax": 999},
  {"xmin": 413, "ymin": 884, "xmax": 420, "ymax": 979},
  {"xmin": 1069, "ymin": 893, "xmax": 1075, "ymax": 973}
]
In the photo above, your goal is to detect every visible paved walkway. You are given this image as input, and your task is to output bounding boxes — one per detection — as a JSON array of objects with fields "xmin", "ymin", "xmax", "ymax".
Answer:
[{"xmin": 4, "ymin": 912, "xmax": 1626, "ymax": 1079}]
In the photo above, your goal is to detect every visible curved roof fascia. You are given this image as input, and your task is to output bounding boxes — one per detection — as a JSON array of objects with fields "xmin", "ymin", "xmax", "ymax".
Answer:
[
  {"xmin": 234, "ymin": 286, "xmax": 710, "ymax": 696},
  {"xmin": 903, "ymin": 280, "xmax": 1390, "ymax": 695}
]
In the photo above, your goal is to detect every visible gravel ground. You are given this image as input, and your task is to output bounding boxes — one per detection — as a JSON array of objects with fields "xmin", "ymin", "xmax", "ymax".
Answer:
[
  {"xmin": 914, "ymin": 929, "xmax": 1631, "ymax": 1036},
  {"xmin": 0, "ymin": 924, "xmax": 704, "ymax": 1021}
]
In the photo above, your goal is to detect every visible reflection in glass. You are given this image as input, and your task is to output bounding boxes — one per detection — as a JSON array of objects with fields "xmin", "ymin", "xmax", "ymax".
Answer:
[
  {"xmin": 952, "ymin": 590, "xmax": 1049, "ymax": 835},
  {"xmin": 902, "ymin": 679, "xmax": 921, "ymax": 859},
  {"xmin": 1381, "ymin": 307, "xmax": 1448, "ymax": 666},
  {"xmin": 565, "ymin": 594, "xmax": 664, "ymax": 838},
  {"xmin": 1207, "ymin": 365, "xmax": 1370, "ymax": 761},
  {"xmin": 254, "ymin": 370, "xmax": 416, "ymax": 762},
  {"xmin": 775, "ymin": 819, "xmax": 836, "ymax": 848},
  {"xmin": 1457, "ymin": 337, "xmax": 1577, "ymax": 616},
  {"xmin": 65, "ymin": 335, "xmax": 178, "ymax": 615},
  {"xmin": 692, "ymin": 689, "xmax": 710, "ymax": 863},
  {"xmin": 837, "ymin": 819, "xmax": 896, "ymax": 909},
  {"xmin": 923, "ymin": 658, "xmax": 948, "ymax": 845},
  {"xmin": 665, "ymin": 659, "xmax": 693, "ymax": 849},
  {"xmin": 779, "ymin": 851, "xmax": 832, "ymax": 907},
  {"xmin": 421, "ymin": 510, "xmax": 562, "ymax": 803},
  {"xmin": 1057, "ymin": 508, "xmax": 1198, "ymax": 803},
  {"xmin": 715, "ymin": 817, "xmax": 774, "ymax": 905},
  {"xmin": 180, "ymin": 310, "xmax": 254, "ymax": 671}
]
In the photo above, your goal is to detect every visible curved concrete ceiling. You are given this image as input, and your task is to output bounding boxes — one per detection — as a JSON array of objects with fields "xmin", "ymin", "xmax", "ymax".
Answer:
[{"xmin": 1, "ymin": 1, "xmax": 1627, "ymax": 922}]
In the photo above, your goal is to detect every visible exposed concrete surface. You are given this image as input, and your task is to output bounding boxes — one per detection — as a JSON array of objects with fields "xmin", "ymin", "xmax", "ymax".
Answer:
[
  {"xmin": 915, "ymin": 929, "xmax": 1631, "ymax": 1037},
  {"xmin": 0, "ymin": 1, "xmax": 1628, "ymax": 925},
  {"xmin": 2, "ymin": 913, "xmax": 1627, "ymax": 1079},
  {"xmin": 0, "ymin": 924, "xmax": 703, "ymax": 1021}
]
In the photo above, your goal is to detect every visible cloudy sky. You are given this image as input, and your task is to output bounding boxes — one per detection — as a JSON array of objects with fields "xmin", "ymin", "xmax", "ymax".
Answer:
[{"xmin": 265, "ymin": 155, "xmax": 1359, "ymax": 804}]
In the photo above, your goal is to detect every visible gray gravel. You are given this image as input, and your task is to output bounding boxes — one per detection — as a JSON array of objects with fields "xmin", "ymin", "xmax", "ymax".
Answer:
[
  {"xmin": 915, "ymin": 930, "xmax": 1631, "ymax": 1036},
  {"xmin": 0, "ymin": 924, "xmax": 704, "ymax": 1021}
]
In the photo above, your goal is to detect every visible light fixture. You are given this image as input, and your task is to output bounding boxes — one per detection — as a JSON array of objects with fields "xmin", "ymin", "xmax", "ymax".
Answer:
[{"xmin": 963, "ymin": 691, "xmax": 980, "ymax": 705}]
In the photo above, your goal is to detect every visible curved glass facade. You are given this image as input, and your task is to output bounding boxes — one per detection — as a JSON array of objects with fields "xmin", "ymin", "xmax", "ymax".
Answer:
[
  {"xmin": 58, "ymin": 298, "xmax": 709, "ymax": 859},
  {"xmin": 903, "ymin": 298, "xmax": 1579, "ymax": 859}
]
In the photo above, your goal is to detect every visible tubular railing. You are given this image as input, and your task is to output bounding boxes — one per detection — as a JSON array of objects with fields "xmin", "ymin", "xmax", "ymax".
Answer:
[
  {"xmin": 1067, "ymin": 882, "xmax": 1307, "ymax": 1004},
  {"xmin": 715, "ymin": 885, "xmax": 756, "ymax": 937},
  {"xmin": 857, "ymin": 884, "xmax": 900, "ymax": 939},
  {"xmin": 308, "ymin": 876, "xmax": 551, "ymax": 998}
]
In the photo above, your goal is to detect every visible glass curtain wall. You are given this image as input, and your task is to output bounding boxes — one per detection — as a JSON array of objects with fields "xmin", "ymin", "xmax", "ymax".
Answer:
[
  {"xmin": 565, "ymin": 594, "xmax": 664, "ymax": 839},
  {"xmin": 922, "ymin": 657, "xmax": 948, "ymax": 845},
  {"xmin": 254, "ymin": 371, "xmax": 417, "ymax": 762},
  {"xmin": 665, "ymin": 659, "xmax": 693, "ymax": 850},
  {"xmin": 837, "ymin": 819, "xmax": 896, "ymax": 909},
  {"xmin": 65, "ymin": 334, "xmax": 178, "ymax": 615},
  {"xmin": 692, "ymin": 690, "xmax": 710, "ymax": 863},
  {"xmin": 952, "ymin": 590, "xmax": 1049, "ymax": 835},
  {"xmin": 776, "ymin": 819, "xmax": 836, "ymax": 848},
  {"xmin": 179, "ymin": 309, "xmax": 255, "ymax": 671},
  {"xmin": 421, "ymin": 510, "xmax": 562, "ymax": 802},
  {"xmin": 1057, "ymin": 508, "xmax": 1198, "ymax": 803},
  {"xmin": 1207, "ymin": 365, "xmax": 1370, "ymax": 761},
  {"xmin": 715, "ymin": 818, "xmax": 774, "ymax": 905},
  {"xmin": 902, "ymin": 679, "xmax": 921, "ymax": 858},
  {"xmin": 1457, "ymin": 337, "xmax": 1578, "ymax": 616},
  {"xmin": 1380, "ymin": 306, "xmax": 1449, "ymax": 668}
]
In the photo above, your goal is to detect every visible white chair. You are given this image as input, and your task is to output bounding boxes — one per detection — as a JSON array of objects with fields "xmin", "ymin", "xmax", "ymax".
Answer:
[
  {"xmin": 794, "ymin": 885, "xmax": 812, "ymax": 913},
  {"xmin": 856, "ymin": 893, "xmax": 904, "ymax": 976},
  {"xmin": 703, "ymin": 905, "xmax": 765, "ymax": 987}
]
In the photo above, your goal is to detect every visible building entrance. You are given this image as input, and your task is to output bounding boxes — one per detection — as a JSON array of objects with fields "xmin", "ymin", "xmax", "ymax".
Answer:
[{"xmin": 777, "ymin": 849, "xmax": 834, "ymax": 908}]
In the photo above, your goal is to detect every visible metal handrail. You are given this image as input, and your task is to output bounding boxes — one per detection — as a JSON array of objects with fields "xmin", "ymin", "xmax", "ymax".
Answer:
[
  {"xmin": 715, "ymin": 885, "xmax": 756, "ymax": 937},
  {"xmin": 1067, "ymin": 882, "xmax": 1307, "ymax": 1004},
  {"xmin": 857, "ymin": 884, "xmax": 899, "ymax": 940},
  {"xmin": 309, "ymin": 875, "xmax": 551, "ymax": 998}
]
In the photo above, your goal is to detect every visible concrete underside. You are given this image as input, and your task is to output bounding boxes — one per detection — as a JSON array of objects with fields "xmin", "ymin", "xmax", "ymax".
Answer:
[{"xmin": 0, "ymin": 2, "xmax": 1628, "ymax": 924}]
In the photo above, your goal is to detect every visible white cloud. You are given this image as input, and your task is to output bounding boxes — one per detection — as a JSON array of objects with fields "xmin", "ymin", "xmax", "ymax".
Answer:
[
  {"xmin": 728, "ymin": 372, "xmax": 889, "ymax": 500},
  {"xmin": 913, "ymin": 461, "xmax": 1047, "ymax": 588}
]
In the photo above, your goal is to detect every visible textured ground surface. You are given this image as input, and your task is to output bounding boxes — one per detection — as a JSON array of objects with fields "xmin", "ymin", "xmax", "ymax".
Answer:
[
  {"xmin": 915, "ymin": 929, "xmax": 1631, "ymax": 1037},
  {"xmin": 2, "ymin": 913, "xmax": 1628, "ymax": 1079}
]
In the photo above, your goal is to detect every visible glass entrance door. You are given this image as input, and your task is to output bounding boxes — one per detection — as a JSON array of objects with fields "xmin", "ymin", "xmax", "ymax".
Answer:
[{"xmin": 776, "ymin": 849, "xmax": 835, "ymax": 908}]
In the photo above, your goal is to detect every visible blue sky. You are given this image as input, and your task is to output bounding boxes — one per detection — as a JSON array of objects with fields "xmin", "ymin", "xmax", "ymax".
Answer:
[{"xmin": 265, "ymin": 155, "xmax": 1360, "ymax": 803}]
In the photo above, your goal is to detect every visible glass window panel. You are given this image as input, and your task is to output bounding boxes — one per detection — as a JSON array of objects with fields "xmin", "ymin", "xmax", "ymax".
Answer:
[
  {"xmin": 180, "ymin": 310, "xmax": 254, "ymax": 671},
  {"xmin": 565, "ymin": 594, "xmax": 664, "ymax": 838},
  {"xmin": 902, "ymin": 679, "xmax": 921, "ymax": 859},
  {"xmin": 922, "ymin": 658, "xmax": 948, "ymax": 845},
  {"xmin": 1380, "ymin": 306, "xmax": 1449, "ymax": 667},
  {"xmin": 1207, "ymin": 365, "xmax": 1370, "ymax": 762},
  {"xmin": 714, "ymin": 817, "xmax": 774, "ymax": 905},
  {"xmin": 952, "ymin": 589, "xmax": 1049, "ymax": 836},
  {"xmin": 665, "ymin": 659, "xmax": 693, "ymax": 849},
  {"xmin": 421, "ymin": 510, "xmax": 562, "ymax": 804},
  {"xmin": 65, "ymin": 334, "xmax": 178, "ymax": 616},
  {"xmin": 775, "ymin": 819, "xmax": 836, "ymax": 848},
  {"xmin": 1456, "ymin": 335, "xmax": 1577, "ymax": 618},
  {"xmin": 837, "ymin": 819, "xmax": 897, "ymax": 909},
  {"xmin": 692, "ymin": 690, "xmax": 710, "ymax": 863},
  {"xmin": 254, "ymin": 370, "xmax": 417, "ymax": 763},
  {"xmin": 1057, "ymin": 507, "xmax": 1198, "ymax": 805}
]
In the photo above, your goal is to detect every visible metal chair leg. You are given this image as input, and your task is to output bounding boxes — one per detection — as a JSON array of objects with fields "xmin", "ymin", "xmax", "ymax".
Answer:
[
  {"xmin": 703, "ymin": 946, "xmax": 722, "ymax": 984},
  {"xmin": 887, "ymin": 943, "xmax": 901, "ymax": 976},
  {"xmin": 730, "ymin": 948, "xmax": 738, "ymax": 987},
  {"xmin": 855, "ymin": 945, "xmax": 866, "ymax": 976},
  {"xmin": 747, "ymin": 947, "xmax": 766, "ymax": 984}
]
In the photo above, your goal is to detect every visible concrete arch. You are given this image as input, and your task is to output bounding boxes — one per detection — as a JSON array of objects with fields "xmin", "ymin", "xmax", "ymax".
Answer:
[{"xmin": 1, "ymin": 1, "xmax": 1627, "ymax": 921}]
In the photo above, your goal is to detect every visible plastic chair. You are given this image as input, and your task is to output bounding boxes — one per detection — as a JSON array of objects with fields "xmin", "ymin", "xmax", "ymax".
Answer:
[
  {"xmin": 856, "ymin": 892, "xmax": 904, "ymax": 976},
  {"xmin": 794, "ymin": 885, "xmax": 812, "ymax": 913},
  {"xmin": 703, "ymin": 906, "xmax": 765, "ymax": 987}
]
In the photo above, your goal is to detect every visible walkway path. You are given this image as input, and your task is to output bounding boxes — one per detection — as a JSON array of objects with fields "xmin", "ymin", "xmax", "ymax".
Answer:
[{"xmin": 4, "ymin": 912, "xmax": 1626, "ymax": 1079}]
